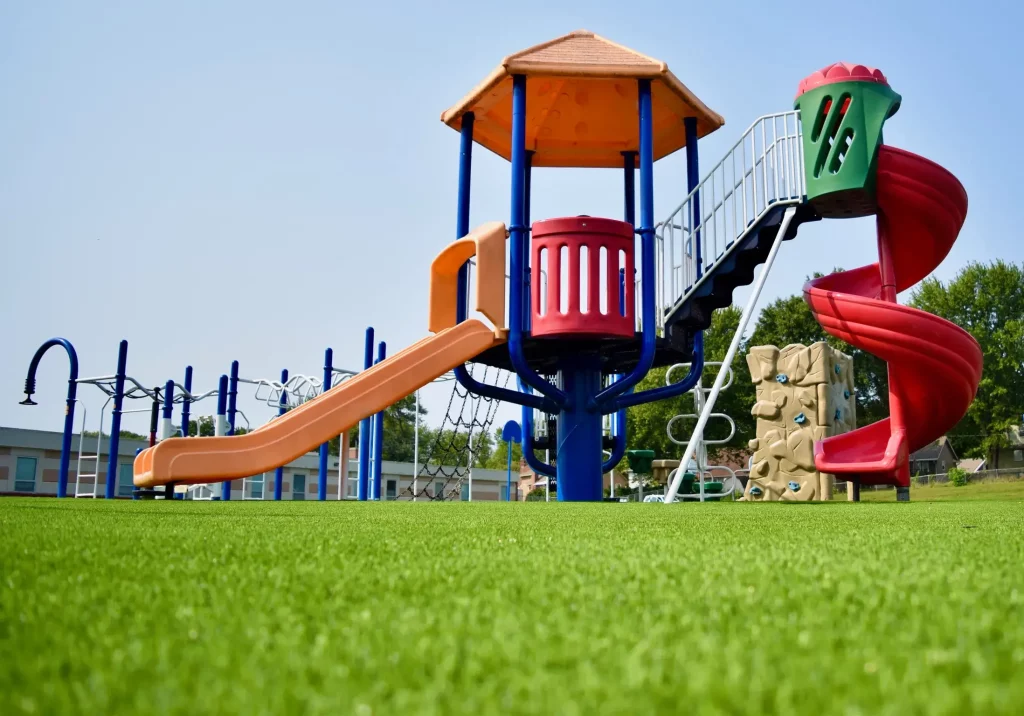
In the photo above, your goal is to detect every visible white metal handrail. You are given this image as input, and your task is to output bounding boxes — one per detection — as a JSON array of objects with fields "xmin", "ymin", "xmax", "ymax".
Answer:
[{"xmin": 655, "ymin": 111, "xmax": 805, "ymax": 324}]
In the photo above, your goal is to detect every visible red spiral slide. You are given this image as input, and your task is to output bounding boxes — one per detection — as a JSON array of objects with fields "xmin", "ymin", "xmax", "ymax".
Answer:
[{"xmin": 803, "ymin": 146, "xmax": 983, "ymax": 487}]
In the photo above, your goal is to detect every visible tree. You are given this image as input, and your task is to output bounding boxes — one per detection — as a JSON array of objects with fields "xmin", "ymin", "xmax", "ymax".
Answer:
[
  {"xmin": 381, "ymin": 394, "xmax": 428, "ymax": 462},
  {"xmin": 483, "ymin": 426, "xmax": 524, "ymax": 471},
  {"xmin": 625, "ymin": 306, "xmax": 755, "ymax": 463},
  {"xmin": 184, "ymin": 416, "xmax": 248, "ymax": 437},
  {"xmin": 748, "ymin": 271, "xmax": 889, "ymax": 426},
  {"xmin": 83, "ymin": 429, "xmax": 147, "ymax": 441},
  {"xmin": 909, "ymin": 260, "xmax": 1024, "ymax": 460}
]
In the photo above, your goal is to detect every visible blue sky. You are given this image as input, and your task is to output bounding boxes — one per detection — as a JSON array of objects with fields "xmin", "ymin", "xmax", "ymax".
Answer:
[{"xmin": 1, "ymin": 0, "xmax": 1018, "ymax": 437}]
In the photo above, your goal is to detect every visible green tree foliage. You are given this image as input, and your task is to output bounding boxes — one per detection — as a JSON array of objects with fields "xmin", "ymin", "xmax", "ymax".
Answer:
[
  {"xmin": 748, "ymin": 271, "xmax": 889, "ymax": 426},
  {"xmin": 83, "ymin": 429, "xmax": 147, "ymax": 441},
  {"xmin": 380, "ymin": 394, "xmax": 428, "ymax": 462},
  {"xmin": 185, "ymin": 416, "xmax": 248, "ymax": 437},
  {"xmin": 625, "ymin": 306, "xmax": 755, "ymax": 463},
  {"xmin": 483, "ymin": 426, "xmax": 524, "ymax": 470},
  {"xmin": 908, "ymin": 260, "xmax": 1024, "ymax": 460}
]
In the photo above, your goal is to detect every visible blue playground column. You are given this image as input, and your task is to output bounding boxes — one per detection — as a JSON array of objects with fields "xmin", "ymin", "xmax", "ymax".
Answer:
[
  {"xmin": 20, "ymin": 338, "xmax": 80, "ymax": 498},
  {"xmin": 180, "ymin": 366, "xmax": 193, "ymax": 437},
  {"xmin": 455, "ymin": 112, "xmax": 474, "ymax": 323},
  {"xmin": 104, "ymin": 340, "xmax": 128, "ymax": 499},
  {"xmin": 357, "ymin": 328, "xmax": 374, "ymax": 501},
  {"xmin": 161, "ymin": 379, "xmax": 177, "ymax": 498},
  {"xmin": 274, "ymin": 368, "xmax": 289, "ymax": 501},
  {"xmin": 318, "ymin": 348, "xmax": 333, "ymax": 500},
  {"xmin": 223, "ymin": 359, "xmax": 239, "ymax": 501},
  {"xmin": 371, "ymin": 341, "xmax": 386, "ymax": 500},
  {"xmin": 684, "ymin": 117, "xmax": 702, "ymax": 278},
  {"xmin": 555, "ymin": 357, "xmax": 605, "ymax": 501}
]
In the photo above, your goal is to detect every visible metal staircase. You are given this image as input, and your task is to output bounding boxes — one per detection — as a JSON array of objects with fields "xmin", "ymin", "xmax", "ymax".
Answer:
[{"xmin": 655, "ymin": 111, "xmax": 814, "ymax": 340}]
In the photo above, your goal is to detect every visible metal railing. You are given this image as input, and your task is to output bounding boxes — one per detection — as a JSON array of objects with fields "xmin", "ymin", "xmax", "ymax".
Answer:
[{"xmin": 654, "ymin": 111, "xmax": 805, "ymax": 326}]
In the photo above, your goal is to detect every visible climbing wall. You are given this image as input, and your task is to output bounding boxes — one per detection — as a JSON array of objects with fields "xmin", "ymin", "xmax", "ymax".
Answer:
[{"xmin": 742, "ymin": 342, "xmax": 855, "ymax": 501}]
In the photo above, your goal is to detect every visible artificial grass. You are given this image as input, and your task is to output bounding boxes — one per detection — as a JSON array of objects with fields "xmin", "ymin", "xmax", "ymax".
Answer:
[
  {"xmin": 2, "ymin": 498, "xmax": 1023, "ymax": 715},
  {"xmin": 852, "ymin": 479, "xmax": 1024, "ymax": 502}
]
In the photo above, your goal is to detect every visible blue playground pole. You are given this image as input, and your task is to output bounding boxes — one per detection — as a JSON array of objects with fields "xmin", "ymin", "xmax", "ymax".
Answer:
[
  {"xmin": 161, "ymin": 379, "xmax": 178, "ymax": 498},
  {"xmin": 274, "ymin": 368, "xmax": 288, "ymax": 501},
  {"xmin": 357, "ymin": 328, "xmax": 374, "ymax": 501},
  {"xmin": 684, "ymin": 117, "xmax": 702, "ymax": 278},
  {"xmin": 501, "ymin": 420, "xmax": 521, "ymax": 501},
  {"xmin": 20, "ymin": 338, "xmax": 80, "ymax": 498},
  {"xmin": 180, "ymin": 366, "xmax": 193, "ymax": 437},
  {"xmin": 104, "ymin": 340, "xmax": 128, "ymax": 499},
  {"xmin": 318, "ymin": 348, "xmax": 333, "ymax": 500},
  {"xmin": 371, "ymin": 341, "xmax": 386, "ymax": 500},
  {"xmin": 455, "ymin": 112, "xmax": 474, "ymax": 324},
  {"xmin": 223, "ymin": 359, "xmax": 239, "ymax": 501}
]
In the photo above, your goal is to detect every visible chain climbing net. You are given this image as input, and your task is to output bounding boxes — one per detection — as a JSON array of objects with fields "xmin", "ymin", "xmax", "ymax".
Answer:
[{"xmin": 402, "ymin": 363, "xmax": 512, "ymax": 500}]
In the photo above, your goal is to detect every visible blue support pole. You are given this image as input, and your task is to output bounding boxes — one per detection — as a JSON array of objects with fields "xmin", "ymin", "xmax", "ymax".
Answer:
[
  {"xmin": 180, "ymin": 366, "xmax": 193, "ymax": 437},
  {"xmin": 610, "ymin": 118, "xmax": 708, "ymax": 411},
  {"xmin": 522, "ymin": 150, "xmax": 534, "ymax": 333},
  {"xmin": 555, "ymin": 356, "xmax": 604, "ymax": 501},
  {"xmin": 223, "ymin": 359, "xmax": 239, "ymax": 501},
  {"xmin": 507, "ymin": 442, "xmax": 512, "ymax": 501},
  {"xmin": 455, "ymin": 112, "xmax": 474, "ymax": 324},
  {"xmin": 104, "ymin": 340, "xmax": 128, "ymax": 499},
  {"xmin": 592, "ymin": 80, "xmax": 657, "ymax": 408},
  {"xmin": 371, "ymin": 341, "xmax": 386, "ymax": 500},
  {"xmin": 684, "ymin": 117, "xmax": 702, "ymax": 278},
  {"xmin": 161, "ymin": 379, "xmax": 177, "ymax": 499},
  {"xmin": 507, "ymin": 74, "xmax": 567, "ymax": 406},
  {"xmin": 20, "ymin": 338, "xmax": 79, "ymax": 498},
  {"xmin": 357, "ymin": 328, "xmax": 374, "ymax": 501},
  {"xmin": 274, "ymin": 368, "xmax": 288, "ymax": 501},
  {"xmin": 318, "ymin": 348, "xmax": 333, "ymax": 501},
  {"xmin": 217, "ymin": 375, "xmax": 228, "ymax": 424}
]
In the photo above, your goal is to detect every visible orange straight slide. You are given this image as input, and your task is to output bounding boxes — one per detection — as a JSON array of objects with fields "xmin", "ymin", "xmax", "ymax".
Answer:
[{"xmin": 134, "ymin": 320, "xmax": 504, "ymax": 487}]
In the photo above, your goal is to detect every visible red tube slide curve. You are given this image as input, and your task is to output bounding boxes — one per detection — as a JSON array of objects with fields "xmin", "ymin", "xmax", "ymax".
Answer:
[{"xmin": 804, "ymin": 146, "xmax": 982, "ymax": 487}]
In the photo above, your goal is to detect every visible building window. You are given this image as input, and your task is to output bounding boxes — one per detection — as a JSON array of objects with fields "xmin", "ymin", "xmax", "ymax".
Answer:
[
  {"xmin": 385, "ymin": 479, "xmax": 397, "ymax": 500},
  {"xmin": 347, "ymin": 476, "xmax": 357, "ymax": 498},
  {"xmin": 461, "ymin": 483, "xmax": 469, "ymax": 501},
  {"xmin": 118, "ymin": 463, "xmax": 134, "ymax": 497},
  {"xmin": 500, "ymin": 484, "xmax": 508, "ymax": 501},
  {"xmin": 250, "ymin": 477, "xmax": 264, "ymax": 500},
  {"xmin": 434, "ymin": 480, "xmax": 444, "ymax": 499},
  {"xmin": 15, "ymin": 457, "xmax": 37, "ymax": 492},
  {"xmin": 292, "ymin": 474, "xmax": 305, "ymax": 501}
]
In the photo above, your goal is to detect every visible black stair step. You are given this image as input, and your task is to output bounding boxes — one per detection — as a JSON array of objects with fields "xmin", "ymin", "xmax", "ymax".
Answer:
[{"xmin": 663, "ymin": 203, "xmax": 818, "ymax": 335}]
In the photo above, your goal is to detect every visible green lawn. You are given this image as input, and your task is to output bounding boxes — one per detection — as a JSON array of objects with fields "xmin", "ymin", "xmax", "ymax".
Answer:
[
  {"xmin": 2, "ymin": 498, "xmax": 1023, "ymax": 715},
  {"xmin": 845, "ymin": 479, "xmax": 1024, "ymax": 502}
]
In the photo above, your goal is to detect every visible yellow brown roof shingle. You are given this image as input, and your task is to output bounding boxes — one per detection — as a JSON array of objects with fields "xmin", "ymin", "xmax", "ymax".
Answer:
[{"xmin": 441, "ymin": 30, "xmax": 724, "ymax": 168}]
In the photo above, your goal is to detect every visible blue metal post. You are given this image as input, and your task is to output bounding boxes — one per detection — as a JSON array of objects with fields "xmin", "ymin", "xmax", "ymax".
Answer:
[
  {"xmin": 591, "ymin": 79, "xmax": 657, "ymax": 407},
  {"xmin": 217, "ymin": 375, "xmax": 228, "ymax": 423},
  {"xmin": 357, "ymin": 328, "xmax": 374, "ymax": 501},
  {"xmin": 20, "ymin": 338, "xmax": 80, "ymax": 498},
  {"xmin": 507, "ymin": 74, "xmax": 566, "ymax": 405},
  {"xmin": 161, "ymin": 379, "xmax": 176, "ymax": 498},
  {"xmin": 522, "ymin": 150, "xmax": 534, "ymax": 332},
  {"xmin": 274, "ymin": 368, "xmax": 288, "ymax": 501},
  {"xmin": 622, "ymin": 151, "xmax": 636, "ymax": 228},
  {"xmin": 371, "ymin": 341, "xmax": 386, "ymax": 500},
  {"xmin": 223, "ymin": 359, "xmax": 239, "ymax": 501},
  {"xmin": 555, "ymin": 356, "xmax": 604, "ymax": 501},
  {"xmin": 456, "ymin": 112, "xmax": 475, "ymax": 323},
  {"xmin": 318, "ymin": 348, "xmax": 333, "ymax": 500},
  {"xmin": 180, "ymin": 366, "xmax": 193, "ymax": 437},
  {"xmin": 684, "ymin": 117, "xmax": 702, "ymax": 278},
  {"xmin": 104, "ymin": 340, "xmax": 128, "ymax": 499},
  {"xmin": 507, "ymin": 443, "xmax": 513, "ymax": 501}
]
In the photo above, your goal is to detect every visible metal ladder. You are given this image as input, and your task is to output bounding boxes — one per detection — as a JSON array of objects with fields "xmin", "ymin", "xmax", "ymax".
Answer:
[
  {"xmin": 665, "ymin": 361, "xmax": 742, "ymax": 501},
  {"xmin": 73, "ymin": 400, "xmax": 102, "ymax": 498}
]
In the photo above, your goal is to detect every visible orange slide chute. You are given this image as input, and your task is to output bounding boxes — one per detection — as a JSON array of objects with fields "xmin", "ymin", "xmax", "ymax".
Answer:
[{"xmin": 134, "ymin": 222, "xmax": 509, "ymax": 488}]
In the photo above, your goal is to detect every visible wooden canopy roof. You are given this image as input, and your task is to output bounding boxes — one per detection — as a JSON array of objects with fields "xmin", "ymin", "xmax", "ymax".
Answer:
[{"xmin": 441, "ymin": 30, "xmax": 724, "ymax": 168}]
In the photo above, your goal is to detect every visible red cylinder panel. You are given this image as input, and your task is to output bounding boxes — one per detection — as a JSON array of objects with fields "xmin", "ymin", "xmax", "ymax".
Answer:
[{"xmin": 530, "ymin": 216, "xmax": 635, "ymax": 339}]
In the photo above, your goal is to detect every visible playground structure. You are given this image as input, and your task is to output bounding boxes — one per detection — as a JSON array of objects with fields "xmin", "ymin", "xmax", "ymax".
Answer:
[
  {"xmin": 19, "ymin": 32, "xmax": 982, "ymax": 503},
  {"xmin": 742, "ymin": 342, "xmax": 856, "ymax": 501}
]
